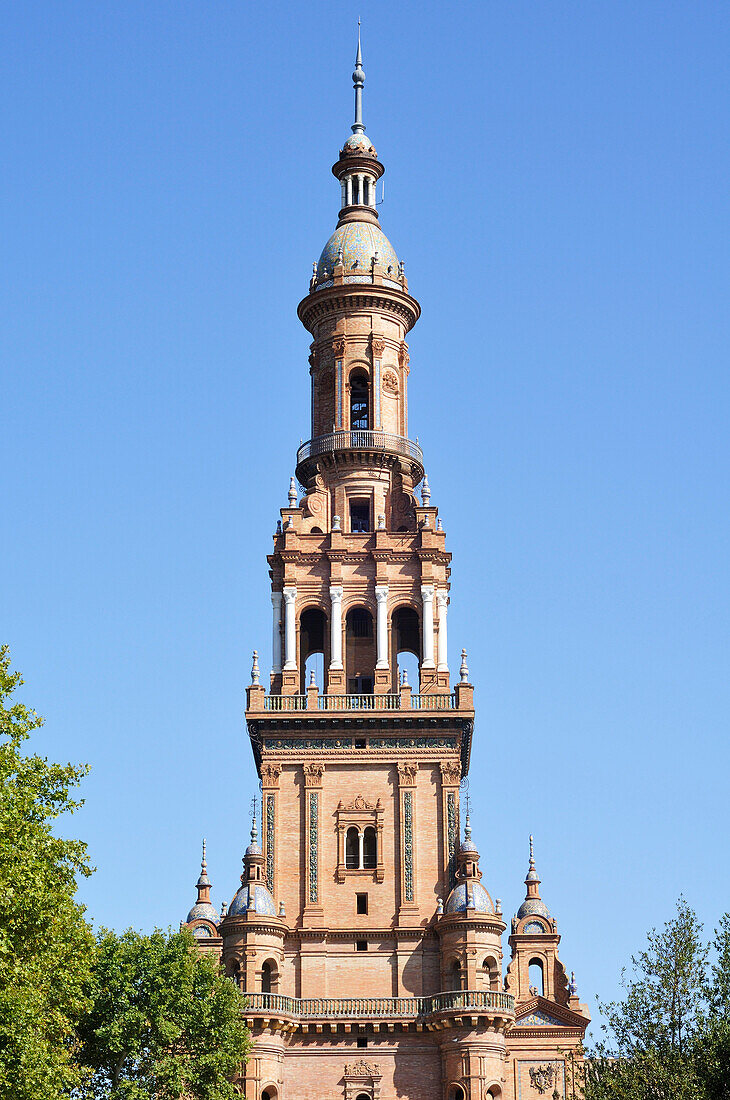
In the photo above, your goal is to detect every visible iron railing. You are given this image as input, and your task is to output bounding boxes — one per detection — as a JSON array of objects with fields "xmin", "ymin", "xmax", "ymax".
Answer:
[
  {"xmin": 242, "ymin": 989, "xmax": 514, "ymax": 1020},
  {"xmin": 261, "ymin": 693, "xmax": 456, "ymax": 713},
  {"xmin": 296, "ymin": 430, "xmax": 423, "ymax": 467}
]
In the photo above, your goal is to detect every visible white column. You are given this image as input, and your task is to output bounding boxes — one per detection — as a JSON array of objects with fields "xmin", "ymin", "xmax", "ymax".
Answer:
[
  {"xmin": 340, "ymin": 178, "xmax": 347, "ymax": 207},
  {"xmin": 345, "ymin": 175, "xmax": 353, "ymax": 206},
  {"xmin": 282, "ymin": 587, "xmax": 297, "ymax": 671},
  {"xmin": 356, "ymin": 174, "xmax": 364, "ymax": 204},
  {"xmin": 421, "ymin": 584, "xmax": 435, "ymax": 668},
  {"xmin": 358, "ymin": 831, "xmax": 365, "ymax": 870},
  {"xmin": 375, "ymin": 585, "xmax": 389, "ymax": 669},
  {"xmin": 329, "ymin": 585, "xmax": 343, "ymax": 669},
  {"xmin": 437, "ymin": 591, "xmax": 449, "ymax": 672},
  {"xmin": 271, "ymin": 591, "xmax": 283, "ymax": 674}
]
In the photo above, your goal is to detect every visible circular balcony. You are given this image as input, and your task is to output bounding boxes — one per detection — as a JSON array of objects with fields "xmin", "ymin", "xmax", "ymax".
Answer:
[{"xmin": 296, "ymin": 429, "xmax": 424, "ymax": 486}]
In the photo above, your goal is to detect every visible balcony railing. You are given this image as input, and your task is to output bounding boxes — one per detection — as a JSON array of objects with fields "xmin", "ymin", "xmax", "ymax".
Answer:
[
  {"xmin": 243, "ymin": 989, "xmax": 514, "ymax": 1021},
  {"xmin": 261, "ymin": 693, "xmax": 456, "ymax": 713},
  {"xmin": 296, "ymin": 430, "xmax": 424, "ymax": 468}
]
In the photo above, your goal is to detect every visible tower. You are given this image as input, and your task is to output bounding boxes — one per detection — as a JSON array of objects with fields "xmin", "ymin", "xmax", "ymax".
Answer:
[{"xmin": 181, "ymin": 31, "xmax": 589, "ymax": 1100}]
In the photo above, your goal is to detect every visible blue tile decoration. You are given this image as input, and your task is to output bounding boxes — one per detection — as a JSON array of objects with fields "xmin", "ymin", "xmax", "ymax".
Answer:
[
  {"xmin": 309, "ymin": 791, "xmax": 319, "ymax": 903},
  {"xmin": 318, "ymin": 221, "xmax": 399, "ymax": 280},
  {"xmin": 266, "ymin": 794, "xmax": 275, "ymax": 893},
  {"xmin": 368, "ymin": 736, "xmax": 457, "ymax": 750},
  {"xmin": 523, "ymin": 920, "xmax": 546, "ymax": 934},
  {"xmin": 186, "ymin": 900, "xmax": 219, "ymax": 923},
  {"xmin": 444, "ymin": 881, "xmax": 494, "ymax": 915},
  {"xmin": 263, "ymin": 737, "xmax": 353, "ymax": 751},
  {"xmin": 228, "ymin": 882, "xmax": 277, "ymax": 917},
  {"xmin": 519, "ymin": 1009, "xmax": 564, "ymax": 1027},
  {"xmin": 517, "ymin": 898, "xmax": 551, "ymax": 919},
  {"xmin": 403, "ymin": 790, "xmax": 413, "ymax": 902},
  {"xmin": 447, "ymin": 792, "xmax": 457, "ymax": 889},
  {"xmin": 192, "ymin": 925, "xmax": 213, "ymax": 938}
]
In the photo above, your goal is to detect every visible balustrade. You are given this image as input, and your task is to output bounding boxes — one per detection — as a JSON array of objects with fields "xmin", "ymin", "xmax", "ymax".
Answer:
[{"xmin": 242, "ymin": 989, "xmax": 514, "ymax": 1021}]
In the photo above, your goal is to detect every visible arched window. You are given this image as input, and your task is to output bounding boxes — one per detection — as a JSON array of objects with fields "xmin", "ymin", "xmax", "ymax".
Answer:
[
  {"xmin": 448, "ymin": 960, "xmax": 462, "ymax": 992},
  {"xmin": 392, "ymin": 605, "xmax": 421, "ymax": 690},
  {"xmin": 362, "ymin": 826, "xmax": 377, "ymax": 869},
  {"xmin": 448, "ymin": 1086, "xmax": 466, "ymax": 1100},
  {"xmin": 346, "ymin": 606, "xmax": 375, "ymax": 694},
  {"xmin": 529, "ymin": 958, "xmax": 544, "ymax": 997},
  {"xmin": 350, "ymin": 372, "xmax": 370, "ymax": 430},
  {"xmin": 261, "ymin": 961, "xmax": 272, "ymax": 994},
  {"xmin": 261, "ymin": 1088, "xmax": 278, "ymax": 1100},
  {"xmin": 300, "ymin": 607, "xmax": 327, "ymax": 693},
  {"xmin": 483, "ymin": 956, "xmax": 500, "ymax": 991},
  {"xmin": 356, "ymin": 1094, "xmax": 372, "ymax": 1100},
  {"xmin": 346, "ymin": 827, "xmax": 360, "ymax": 869}
]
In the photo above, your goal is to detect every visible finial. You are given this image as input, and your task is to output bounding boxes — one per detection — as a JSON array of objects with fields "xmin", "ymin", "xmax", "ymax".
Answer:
[
  {"xmin": 421, "ymin": 474, "xmax": 431, "ymax": 505},
  {"xmin": 250, "ymin": 650, "xmax": 260, "ymax": 686},
  {"xmin": 437, "ymin": 517, "xmax": 443, "ymax": 532},
  {"xmin": 279, "ymin": 900, "xmax": 286, "ymax": 918},
  {"xmin": 352, "ymin": 19, "xmax": 366, "ymax": 135},
  {"xmin": 309, "ymin": 668, "xmax": 316, "ymax": 688},
  {"xmin": 220, "ymin": 900, "xmax": 227, "ymax": 918},
  {"xmin": 400, "ymin": 666, "xmax": 408, "ymax": 687},
  {"xmin": 288, "ymin": 477, "xmax": 297, "ymax": 507},
  {"xmin": 464, "ymin": 812, "xmax": 472, "ymax": 844},
  {"xmin": 276, "ymin": 519, "xmax": 282, "ymax": 535},
  {"xmin": 250, "ymin": 797, "xmax": 258, "ymax": 845},
  {"xmin": 529, "ymin": 834, "xmax": 535, "ymax": 870},
  {"xmin": 332, "ymin": 514, "xmax": 341, "ymax": 531},
  {"xmin": 460, "ymin": 649, "xmax": 469, "ymax": 683},
  {"xmin": 377, "ymin": 513, "xmax": 385, "ymax": 530},
  {"xmin": 422, "ymin": 513, "xmax": 429, "ymax": 528},
  {"xmin": 496, "ymin": 898, "xmax": 502, "ymax": 916},
  {"xmin": 201, "ymin": 837, "xmax": 207, "ymax": 869},
  {"xmin": 436, "ymin": 896, "xmax": 444, "ymax": 916}
]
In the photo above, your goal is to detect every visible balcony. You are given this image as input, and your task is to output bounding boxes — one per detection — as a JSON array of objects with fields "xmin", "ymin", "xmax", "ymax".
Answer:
[
  {"xmin": 242, "ymin": 989, "xmax": 514, "ymax": 1026},
  {"xmin": 262, "ymin": 692, "xmax": 456, "ymax": 713},
  {"xmin": 295, "ymin": 430, "xmax": 424, "ymax": 484}
]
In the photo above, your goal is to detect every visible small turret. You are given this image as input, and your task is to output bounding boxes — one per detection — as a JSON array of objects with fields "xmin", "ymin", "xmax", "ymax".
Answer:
[
  {"xmin": 184, "ymin": 839, "xmax": 220, "ymax": 940},
  {"xmin": 227, "ymin": 804, "xmax": 277, "ymax": 917}
]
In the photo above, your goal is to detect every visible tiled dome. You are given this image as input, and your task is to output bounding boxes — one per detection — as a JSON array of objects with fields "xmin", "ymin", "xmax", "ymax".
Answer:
[
  {"xmin": 317, "ymin": 221, "xmax": 399, "ymax": 279},
  {"xmin": 444, "ymin": 881, "xmax": 494, "ymax": 915},
  {"xmin": 228, "ymin": 882, "xmax": 277, "ymax": 918},
  {"xmin": 341, "ymin": 132, "xmax": 377, "ymax": 157},
  {"xmin": 186, "ymin": 900, "xmax": 219, "ymax": 923},
  {"xmin": 517, "ymin": 897, "xmax": 551, "ymax": 920}
]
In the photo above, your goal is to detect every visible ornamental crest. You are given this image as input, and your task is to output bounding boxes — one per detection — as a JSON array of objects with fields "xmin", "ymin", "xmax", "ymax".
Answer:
[
  {"xmin": 344, "ymin": 1059, "xmax": 381, "ymax": 1077},
  {"xmin": 382, "ymin": 369, "xmax": 399, "ymax": 394},
  {"xmin": 529, "ymin": 1063, "xmax": 557, "ymax": 1094}
]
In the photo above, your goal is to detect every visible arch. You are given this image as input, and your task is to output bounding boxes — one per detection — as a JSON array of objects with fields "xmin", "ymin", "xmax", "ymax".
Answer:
[
  {"xmin": 261, "ymin": 1086, "xmax": 278, "ymax": 1100},
  {"xmin": 486, "ymin": 1088, "xmax": 502, "ymax": 1099},
  {"xmin": 529, "ymin": 957, "xmax": 545, "ymax": 997},
  {"xmin": 448, "ymin": 1085, "xmax": 466, "ymax": 1100},
  {"xmin": 260, "ymin": 958, "xmax": 279, "ymax": 994},
  {"xmin": 346, "ymin": 826, "xmax": 360, "ymax": 869},
  {"xmin": 482, "ymin": 955, "xmax": 500, "ymax": 991},
  {"xmin": 299, "ymin": 605, "xmax": 327, "ymax": 693},
  {"xmin": 392, "ymin": 604, "xmax": 421, "ymax": 690},
  {"xmin": 447, "ymin": 959, "xmax": 462, "ymax": 992},
  {"xmin": 346, "ymin": 605, "xmax": 375, "ymax": 693},
  {"xmin": 349, "ymin": 369, "xmax": 370, "ymax": 431},
  {"xmin": 355, "ymin": 1094, "xmax": 372, "ymax": 1100},
  {"xmin": 362, "ymin": 825, "xmax": 377, "ymax": 869}
]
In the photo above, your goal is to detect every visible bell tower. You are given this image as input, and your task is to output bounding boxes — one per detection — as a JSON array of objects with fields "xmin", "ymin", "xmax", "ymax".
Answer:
[{"xmin": 181, "ymin": 27, "xmax": 591, "ymax": 1100}]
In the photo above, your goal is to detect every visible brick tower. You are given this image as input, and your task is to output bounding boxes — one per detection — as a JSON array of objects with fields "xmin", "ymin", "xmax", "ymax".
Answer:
[{"xmin": 183, "ymin": 31, "xmax": 589, "ymax": 1100}]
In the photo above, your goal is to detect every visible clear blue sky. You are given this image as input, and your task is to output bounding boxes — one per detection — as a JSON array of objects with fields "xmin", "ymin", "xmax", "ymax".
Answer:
[{"xmin": 4, "ymin": 2, "xmax": 729, "ymax": 1031}]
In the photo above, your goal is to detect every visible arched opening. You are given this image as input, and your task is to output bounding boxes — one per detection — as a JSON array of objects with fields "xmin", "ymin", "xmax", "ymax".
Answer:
[
  {"xmin": 300, "ymin": 606, "xmax": 327, "ymax": 693},
  {"xmin": 392, "ymin": 605, "xmax": 421, "ymax": 691},
  {"xmin": 448, "ymin": 1085, "xmax": 466, "ymax": 1100},
  {"xmin": 260, "ymin": 961, "xmax": 272, "ymax": 994},
  {"xmin": 346, "ymin": 826, "xmax": 360, "ymax": 869},
  {"xmin": 346, "ymin": 606, "xmax": 375, "ymax": 693},
  {"xmin": 529, "ymin": 957, "xmax": 545, "ymax": 997},
  {"xmin": 349, "ymin": 370, "xmax": 370, "ymax": 431},
  {"xmin": 483, "ymin": 955, "xmax": 500, "ymax": 991},
  {"xmin": 448, "ymin": 960, "xmax": 462, "ymax": 992},
  {"xmin": 261, "ymin": 1087, "xmax": 278, "ymax": 1100},
  {"xmin": 362, "ymin": 826, "xmax": 377, "ymax": 869},
  {"xmin": 356, "ymin": 1094, "xmax": 372, "ymax": 1100}
]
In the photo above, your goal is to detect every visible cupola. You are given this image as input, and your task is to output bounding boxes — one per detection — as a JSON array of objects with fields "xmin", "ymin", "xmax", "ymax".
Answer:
[
  {"xmin": 228, "ymin": 810, "xmax": 277, "ymax": 917},
  {"xmin": 444, "ymin": 814, "xmax": 495, "ymax": 915},
  {"xmin": 184, "ymin": 840, "xmax": 220, "ymax": 939}
]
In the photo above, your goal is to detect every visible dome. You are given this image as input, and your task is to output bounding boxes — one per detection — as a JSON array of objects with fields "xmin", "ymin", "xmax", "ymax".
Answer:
[
  {"xmin": 186, "ymin": 900, "xmax": 219, "ymax": 923},
  {"xmin": 459, "ymin": 838, "xmax": 478, "ymax": 855},
  {"xmin": 317, "ymin": 221, "xmax": 399, "ymax": 279},
  {"xmin": 228, "ymin": 882, "xmax": 277, "ymax": 918},
  {"xmin": 340, "ymin": 131, "xmax": 377, "ymax": 157},
  {"xmin": 517, "ymin": 897, "xmax": 551, "ymax": 920},
  {"xmin": 245, "ymin": 840, "xmax": 262, "ymax": 858},
  {"xmin": 444, "ymin": 881, "xmax": 494, "ymax": 916}
]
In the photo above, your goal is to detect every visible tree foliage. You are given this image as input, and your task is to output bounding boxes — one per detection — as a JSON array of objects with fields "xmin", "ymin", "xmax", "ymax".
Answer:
[
  {"xmin": 586, "ymin": 898, "xmax": 730, "ymax": 1100},
  {"xmin": 0, "ymin": 645, "xmax": 95, "ymax": 1099},
  {"xmin": 77, "ymin": 927, "xmax": 251, "ymax": 1100}
]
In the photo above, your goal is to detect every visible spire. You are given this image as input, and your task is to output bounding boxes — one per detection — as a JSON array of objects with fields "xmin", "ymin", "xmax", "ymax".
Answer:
[
  {"xmin": 352, "ymin": 18, "xmax": 365, "ymax": 135},
  {"xmin": 516, "ymin": 834, "xmax": 551, "ymax": 920},
  {"xmin": 185, "ymin": 836, "xmax": 218, "ymax": 923},
  {"xmin": 197, "ymin": 837, "xmax": 211, "ymax": 889}
]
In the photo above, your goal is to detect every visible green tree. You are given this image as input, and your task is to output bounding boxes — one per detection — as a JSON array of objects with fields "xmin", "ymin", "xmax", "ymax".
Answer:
[
  {"xmin": 585, "ymin": 897, "xmax": 708, "ymax": 1100},
  {"xmin": 0, "ymin": 645, "xmax": 95, "ymax": 1098},
  {"xmin": 78, "ymin": 927, "xmax": 251, "ymax": 1099},
  {"xmin": 693, "ymin": 913, "xmax": 730, "ymax": 1100}
]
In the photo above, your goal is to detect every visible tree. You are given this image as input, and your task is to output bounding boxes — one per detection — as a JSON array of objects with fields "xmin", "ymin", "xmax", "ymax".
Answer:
[
  {"xmin": 693, "ymin": 914, "xmax": 730, "ymax": 1100},
  {"xmin": 0, "ymin": 645, "xmax": 95, "ymax": 1099},
  {"xmin": 77, "ymin": 927, "xmax": 251, "ymax": 1099},
  {"xmin": 585, "ymin": 897, "xmax": 708, "ymax": 1100}
]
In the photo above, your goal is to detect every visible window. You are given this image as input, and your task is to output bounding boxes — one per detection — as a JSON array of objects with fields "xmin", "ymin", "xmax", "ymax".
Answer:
[
  {"xmin": 529, "ymin": 958, "xmax": 545, "ymax": 997},
  {"xmin": 356, "ymin": 1037, "xmax": 367, "ymax": 1049},
  {"xmin": 356, "ymin": 892, "xmax": 368, "ymax": 914},
  {"xmin": 346, "ymin": 827, "xmax": 360, "ymax": 870},
  {"xmin": 363, "ymin": 826, "xmax": 377, "ymax": 869},
  {"xmin": 356, "ymin": 940, "xmax": 368, "ymax": 952},
  {"xmin": 350, "ymin": 500, "xmax": 371, "ymax": 532},
  {"xmin": 348, "ymin": 607, "xmax": 372, "ymax": 638},
  {"xmin": 448, "ymin": 960, "xmax": 462, "ymax": 991},
  {"xmin": 354, "ymin": 737, "xmax": 366, "ymax": 748},
  {"xmin": 350, "ymin": 373, "xmax": 369, "ymax": 430},
  {"xmin": 261, "ymin": 961, "xmax": 274, "ymax": 994}
]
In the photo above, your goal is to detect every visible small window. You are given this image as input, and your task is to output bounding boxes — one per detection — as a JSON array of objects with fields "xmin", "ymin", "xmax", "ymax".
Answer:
[
  {"xmin": 356, "ymin": 893, "xmax": 368, "ymax": 914},
  {"xmin": 529, "ymin": 958, "xmax": 545, "ymax": 997},
  {"xmin": 354, "ymin": 737, "xmax": 366, "ymax": 748},
  {"xmin": 356, "ymin": 940, "xmax": 368, "ymax": 952},
  {"xmin": 363, "ymin": 826, "xmax": 377, "ymax": 869},
  {"xmin": 346, "ymin": 826, "xmax": 360, "ymax": 870},
  {"xmin": 350, "ymin": 500, "xmax": 370, "ymax": 533},
  {"xmin": 356, "ymin": 1036, "xmax": 367, "ymax": 1049}
]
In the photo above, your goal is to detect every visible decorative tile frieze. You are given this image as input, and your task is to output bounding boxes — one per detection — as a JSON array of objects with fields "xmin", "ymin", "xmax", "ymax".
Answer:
[
  {"xmin": 403, "ymin": 790, "xmax": 413, "ymax": 902},
  {"xmin": 309, "ymin": 790, "xmax": 319, "ymax": 903},
  {"xmin": 265, "ymin": 793, "xmax": 275, "ymax": 893}
]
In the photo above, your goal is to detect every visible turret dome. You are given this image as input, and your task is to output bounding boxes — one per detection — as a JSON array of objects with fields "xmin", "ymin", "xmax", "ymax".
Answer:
[
  {"xmin": 317, "ymin": 221, "xmax": 399, "ymax": 279},
  {"xmin": 445, "ymin": 881, "xmax": 494, "ymax": 915},
  {"xmin": 228, "ymin": 881, "xmax": 277, "ymax": 918},
  {"xmin": 186, "ymin": 899, "xmax": 219, "ymax": 923},
  {"xmin": 340, "ymin": 131, "xmax": 377, "ymax": 157}
]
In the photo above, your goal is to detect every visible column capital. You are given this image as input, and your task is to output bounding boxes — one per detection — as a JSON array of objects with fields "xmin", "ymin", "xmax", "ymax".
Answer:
[
  {"xmin": 283, "ymin": 586, "xmax": 297, "ymax": 604},
  {"xmin": 271, "ymin": 590, "xmax": 283, "ymax": 607},
  {"xmin": 375, "ymin": 584, "xmax": 389, "ymax": 602},
  {"xmin": 421, "ymin": 584, "xmax": 435, "ymax": 603},
  {"xmin": 436, "ymin": 590, "xmax": 448, "ymax": 609},
  {"xmin": 329, "ymin": 584, "xmax": 344, "ymax": 601}
]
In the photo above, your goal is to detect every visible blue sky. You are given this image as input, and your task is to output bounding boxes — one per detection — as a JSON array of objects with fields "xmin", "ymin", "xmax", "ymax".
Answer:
[{"xmin": 3, "ymin": 2, "xmax": 729, "ymax": 1031}]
